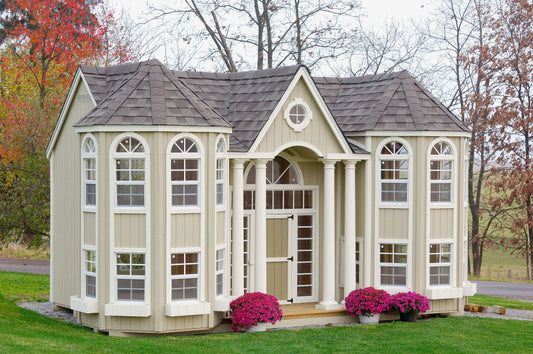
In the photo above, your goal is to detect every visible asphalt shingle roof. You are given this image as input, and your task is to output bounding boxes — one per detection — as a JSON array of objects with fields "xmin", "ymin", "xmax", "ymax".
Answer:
[{"xmin": 76, "ymin": 60, "xmax": 468, "ymax": 153}]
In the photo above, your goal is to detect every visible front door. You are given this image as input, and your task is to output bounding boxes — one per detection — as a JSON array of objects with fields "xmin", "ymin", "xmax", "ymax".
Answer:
[{"xmin": 266, "ymin": 214, "xmax": 315, "ymax": 303}]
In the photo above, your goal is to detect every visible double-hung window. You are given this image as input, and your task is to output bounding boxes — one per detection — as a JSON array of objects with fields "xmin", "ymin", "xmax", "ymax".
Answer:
[
  {"xmin": 116, "ymin": 253, "xmax": 145, "ymax": 301},
  {"xmin": 380, "ymin": 243, "xmax": 407, "ymax": 286},
  {"xmin": 216, "ymin": 249, "xmax": 224, "ymax": 296},
  {"xmin": 84, "ymin": 249, "xmax": 96, "ymax": 298},
  {"xmin": 429, "ymin": 243, "xmax": 452, "ymax": 286},
  {"xmin": 380, "ymin": 141, "xmax": 409, "ymax": 203},
  {"xmin": 215, "ymin": 139, "xmax": 225, "ymax": 206},
  {"xmin": 114, "ymin": 137, "xmax": 145, "ymax": 207},
  {"xmin": 171, "ymin": 252, "xmax": 199, "ymax": 300},
  {"xmin": 430, "ymin": 141, "xmax": 453, "ymax": 203},
  {"xmin": 170, "ymin": 137, "xmax": 200, "ymax": 207},
  {"xmin": 82, "ymin": 137, "xmax": 97, "ymax": 207}
]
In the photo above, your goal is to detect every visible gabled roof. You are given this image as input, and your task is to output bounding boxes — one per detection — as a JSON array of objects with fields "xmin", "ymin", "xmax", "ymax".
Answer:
[
  {"xmin": 68, "ymin": 60, "xmax": 468, "ymax": 155},
  {"xmin": 314, "ymin": 71, "xmax": 469, "ymax": 133},
  {"xmin": 75, "ymin": 59, "xmax": 231, "ymax": 128}
]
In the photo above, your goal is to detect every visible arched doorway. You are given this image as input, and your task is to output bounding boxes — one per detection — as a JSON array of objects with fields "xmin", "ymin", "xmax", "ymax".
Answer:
[{"xmin": 244, "ymin": 155, "xmax": 318, "ymax": 303}]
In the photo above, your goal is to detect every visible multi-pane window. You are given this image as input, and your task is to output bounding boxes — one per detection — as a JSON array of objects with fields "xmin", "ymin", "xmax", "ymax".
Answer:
[
  {"xmin": 171, "ymin": 252, "xmax": 199, "ymax": 300},
  {"xmin": 83, "ymin": 137, "xmax": 96, "ymax": 207},
  {"xmin": 289, "ymin": 104, "xmax": 306, "ymax": 125},
  {"xmin": 84, "ymin": 250, "xmax": 96, "ymax": 298},
  {"xmin": 380, "ymin": 141, "xmax": 409, "ymax": 202},
  {"xmin": 170, "ymin": 137, "xmax": 200, "ymax": 207},
  {"xmin": 216, "ymin": 249, "xmax": 224, "ymax": 296},
  {"xmin": 297, "ymin": 215, "xmax": 314, "ymax": 297},
  {"xmin": 380, "ymin": 243, "xmax": 407, "ymax": 286},
  {"xmin": 216, "ymin": 139, "xmax": 225, "ymax": 206},
  {"xmin": 116, "ymin": 253, "xmax": 145, "ymax": 301},
  {"xmin": 430, "ymin": 243, "xmax": 452, "ymax": 285},
  {"xmin": 356, "ymin": 242, "xmax": 360, "ymax": 286},
  {"xmin": 246, "ymin": 156, "xmax": 299, "ymax": 185},
  {"xmin": 115, "ymin": 137, "xmax": 145, "ymax": 207},
  {"xmin": 244, "ymin": 189, "xmax": 314, "ymax": 210},
  {"xmin": 430, "ymin": 141, "xmax": 453, "ymax": 203}
]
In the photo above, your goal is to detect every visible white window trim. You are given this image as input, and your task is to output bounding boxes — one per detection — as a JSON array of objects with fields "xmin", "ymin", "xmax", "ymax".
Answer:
[
  {"xmin": 428, "ymin": 242, "xmax": 453, "ymax": 288},
  {"xmin": 167, "ymin": 134, "xmax": 203, "ymax": 213},
  {"xmin": 81, "ymin": 134, "xmax": 97, "ymax": 212},
  {"xmin": 82, "ymin": 246, "xmax": 97, "ymax": 298},
  {"xmin": 428, "ymin": 139, "xmax": 456, "ymax": 207},
  {"xmin": 243, "ymin": 153, "xmax": 304, "ymax": 188},
  {"xmin": 215, "ymin": 135, "xmax": 227, "ymax": 210},
  {"xmin": 376, "ymin": 138, "xmax": 412, "ymax": 208},
  {"xmin": 111, "ymin": 134, "xmax": 149, "ymax": 212},
  {"xmin": 284, "ymin": 98, "xmax": 312, "ymax": 132},
  {"xmin": 170, "ymin": 249, "xmax": 201, "ymax": 302},
  {"xmin": 215, "ymin": 245, "xmax": 225, "ymax": 298},
  {"xmin": 114, "ymin": 251, "xmax": 147, "ymax": 303},
  {"xmin": 378, "ymin": 241, "xmax": 408, "ymax": 290}
]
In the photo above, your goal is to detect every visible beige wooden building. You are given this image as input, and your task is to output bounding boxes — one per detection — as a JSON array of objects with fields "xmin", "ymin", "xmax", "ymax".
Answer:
[{"xmin": 46, "ymin": 60, "xmax": 476, "ymax": 335}]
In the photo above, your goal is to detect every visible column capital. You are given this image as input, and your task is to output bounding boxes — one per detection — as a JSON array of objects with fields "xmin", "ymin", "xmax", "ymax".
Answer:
[
  {"xmin": 231, "ymin": 158, "xmax": 248, "ymax": 168},
  {"xmin": 320, "ymin": 158, "xmax": 338, "ymax": 168},
  {"xmin": 253, "ymin": 158, "xmax": 269, "ymax": 167},
  {"xmin": 343, "ymin": 159, "xmax": 360, "ymax": 168}
]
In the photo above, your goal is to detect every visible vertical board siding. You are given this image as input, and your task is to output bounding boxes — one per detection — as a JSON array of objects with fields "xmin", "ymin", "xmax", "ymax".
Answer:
[
  {"xmin": 83, "ymin": 212, "xmax": 96, "ymax": 246},
  {"xmin": 428, "ymin": 298, "xmax": 459, "ymax": 313},
  {"xmin": 429, "ymin": 209, "xmax": 454, "ymax": 239},
  {"xmin": 378, "ymin": 208, "xmax": 409, "ymax": 239},
  {"xmin": 216, "ymin": 211, "xmax": 225, "ymax": 245},
  {"xmin": 162, "ymin": 315, "xmax": 208, "ymax": 332},
  {"xmin": 170, "ymin": 213, "xmax": 201, "ymax": 248},
  {"xmin": 267, "ymin": 262, "xmax": 288, "ymax": 300},
  {"xmin": 52, "ymin": 83, "xmax": 94, "ymax": 307},
  {"xmin": 114, "ymin": 214, "xmax": 146, "ymax": 249},
  {"xmin": 256, "ymin": 79, "xmax": 345, "ymax": 154},
  {"xmin": 355, "ymin": 163, "xmax": 366, "ymax": 238}
]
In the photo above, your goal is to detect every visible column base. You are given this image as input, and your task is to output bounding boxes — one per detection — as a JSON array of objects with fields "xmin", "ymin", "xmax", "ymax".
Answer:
[{"xmin": 316, "ymin": 301, "xmax": 343, "ymax": 311}]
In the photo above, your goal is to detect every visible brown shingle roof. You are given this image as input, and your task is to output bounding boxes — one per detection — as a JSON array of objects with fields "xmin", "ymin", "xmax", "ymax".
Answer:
[{"xmin": 76, "ymin": 61, "xmax": 468, "ymax": 153}]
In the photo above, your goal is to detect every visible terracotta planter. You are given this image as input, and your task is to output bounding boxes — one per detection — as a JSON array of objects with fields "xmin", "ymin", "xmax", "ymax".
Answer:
[
  {"xmin": 399, "ymin": 312, "xmax": 417, "ymax": 322},
  {"xmin": 247, "ymin": 322, "xmax": 267, "ymax": 332},
  {"xmin": 359, "ymin": 313, "xmax": 380, "ymax": 325}
]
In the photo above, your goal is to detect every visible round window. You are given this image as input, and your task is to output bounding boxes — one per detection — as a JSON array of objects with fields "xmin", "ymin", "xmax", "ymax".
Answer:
[
  {"xmin": 284, "ymin": 99, "xmax": 312, "ymax": 131},
  {"xmin": 289, "ymin": 104, "xmax": 306, "ymax": 125}
]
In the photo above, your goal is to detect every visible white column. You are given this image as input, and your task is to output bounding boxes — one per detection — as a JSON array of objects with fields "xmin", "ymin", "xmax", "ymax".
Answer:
[
  {"xmin": 344, "ymin": 160, "xmax": 357, "ymax": 299},
  {"xmin": 254, "ymin": 159, "xmax": 268, "ymax": 293},
  {"xmin": 317, "ymin": 159, "xmax": 340, "ymax": 310},
  {"xmin": 231, "ymin": 159, "xmax": 246, "ymax": 297}
]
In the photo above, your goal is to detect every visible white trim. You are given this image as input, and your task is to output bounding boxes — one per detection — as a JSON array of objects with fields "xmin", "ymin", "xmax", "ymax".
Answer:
[
  {"xmin": 49, "ymin": 153, "xmax": 54, "ymax": 303},
  {"xmin": 425, "ymin": 287, "xmax": 463, "ymax": 300},
  {"xmin": 272, "ymin": 141, "xmax": 323, "ymax": 158},
  {"xmin": 70, "ymin": 296, "xmax": 99, "ymax": 314},
  {"xmin": 363, "ymin": 139, "xmax": 372, "ymax": 287},
  {"xmin": 165, "ymin": 301, "xmax": 211, "ymax": 316},
  {"xmin": 249, "ymin": 67, "xmax": 352, "ymax": 154},
  {"xmin": 108, "ymin": 133, "xmax": 151, "ymax": 308},
  {"xmin": 244, "ymin": 153, "xmax": 305, "ymax": 187},
  {"xmin": 348, "ymin": 131, "xmax": 471, "ymax": 138},
  {"xmin": 105, "ymin": 303, "xmax": 151, "ymax": 317},
  {"xmin": 46, "ymin": 70, "xmax": 96, "ymax": 158},
  {"xmin": 74, "ymin": 125, "xmax": 232, "ymax": 134},
  {"xmin": 284, "ymin": 98, "xmax": 312, "ymax": 132}
]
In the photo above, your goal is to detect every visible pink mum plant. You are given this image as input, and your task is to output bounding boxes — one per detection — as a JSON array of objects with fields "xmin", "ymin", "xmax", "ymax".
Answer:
[
  {"xmin": 230, "ymin": 292, "xmax": 283, "ymax": 332},
  {"xmin": 344, "ymin": 287, "xmax": 390, "ymax": 317},
  {"xmin": 389, "ymin": 291, "xmax": 430, "ymax": 314}
]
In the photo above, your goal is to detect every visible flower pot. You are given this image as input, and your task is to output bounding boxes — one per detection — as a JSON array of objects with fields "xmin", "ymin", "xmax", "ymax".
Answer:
[
  {"xmin": 399, "ymin": 312, "xmax": 417, "ymax": 322},
  {"xmin": 247, "ymin": 322, "xmax": 267, "ymax": 332},
  {"xmin": 359, "ymin": 313, "xmax": 380, "ymax": 325}
]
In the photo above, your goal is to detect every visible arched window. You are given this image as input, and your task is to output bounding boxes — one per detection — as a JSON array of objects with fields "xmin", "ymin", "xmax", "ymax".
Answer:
[
  {"xmin": 246, "ymin": 156, "xmax": 300, "ymax": 185},
  {"xmin": 430, "ymin": 141, "xmax": 453, "ymax": 203},
  {"xmin": 216, "ymin": 139, "xmax": 225, "ymax": 206},
  {"xmin": 82, "ymin": 136, "xmax": 97, "ymax": 207},
  {"xmin": 170, "ymin": 137, "xmax": 201, "ymax": 207},
  {"xmin": 380, "ymin": 141, "xmax": 409, "ymax": 202},
  {"xmin": 114, "ymin": 137, "xmax": 146, "ymax": 207}
]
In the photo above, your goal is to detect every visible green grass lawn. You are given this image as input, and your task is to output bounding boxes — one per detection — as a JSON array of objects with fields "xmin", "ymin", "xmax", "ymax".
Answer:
[
  {"xmin": 1, "ymin": 272, "xmax": 533, "ymax": 353},
  {"xmin": 469, "ymin": 294, "xmax": 533, "ymax": 311}
]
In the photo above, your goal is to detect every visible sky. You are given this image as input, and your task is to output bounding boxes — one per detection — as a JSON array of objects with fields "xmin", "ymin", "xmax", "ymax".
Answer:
[{"xmin": 109, "ymin": 0, "xmax": 434, "ymax": 27}]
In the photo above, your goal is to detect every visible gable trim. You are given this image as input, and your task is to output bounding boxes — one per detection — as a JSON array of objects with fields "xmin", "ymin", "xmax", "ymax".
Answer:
[
  {"xmin": 74, "ymin": 125, "xmax": 232, "ymax": 134},
  {"xmin": 46, "ymin": 69, "xmax": 96, "ymax": 158},
  {"xmin": 348, "ymin": 131, "xmax": 471, "ymax": 138},
  {"xmin": 249, "ymin": 67, "xmax": 352, "ymax": 154}
]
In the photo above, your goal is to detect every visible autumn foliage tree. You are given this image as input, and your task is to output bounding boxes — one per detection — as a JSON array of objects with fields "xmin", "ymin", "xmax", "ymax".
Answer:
[
  {"xmin": 484, "ymin": 0, "xmax": 533, "ymax": 280},
  {"xmin": 0, "ymin": 0, "xmax": 138, "ymax": 245}
]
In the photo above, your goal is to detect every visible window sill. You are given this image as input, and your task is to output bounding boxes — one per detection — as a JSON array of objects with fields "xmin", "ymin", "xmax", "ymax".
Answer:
[
  {"xmin": 425, "ymin": 287, "xmax": 463, "ymax": 300},
  {"xmin": 70, "ymin": 296, "xmax": 98, "ymax": 314},
  {"xmin": 213, "ymin": 296, "xmax": 232, "ymax": 312},
  {"xmin": 114, "ymin": 208, "xmax": 146, "ymax": 214},
  {"xmin": 379, "ymin": 286, "xmax": 409, "ymax": 295},
  {"xmin": 462, "ymin": 282, "xmax": 477, "ymax": 296},
  {"xmin": 104, "ymin": 302, "xmax": 151, "ymax": 317},
  {"xmin": 82, "ymin": 207, "xmax": 97, "ymax": 213},
  {"xmin": 377, "ymin": 203, "xmax": 409, "ymax": 209},
  {"xmin": 429, "ymin": 203, "xmax": 454, "ymax": 209},
  {"xmin": 169, "ymin": 207, "xmax": 202, "ymax": 214},
  {"xmin": 165, "ymin": 301, "xmax": 211, "ymax": 317}
]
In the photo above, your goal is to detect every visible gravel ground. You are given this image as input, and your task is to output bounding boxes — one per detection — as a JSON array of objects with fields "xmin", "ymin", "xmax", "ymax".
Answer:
[{"xmin": 16, "ymin": 301, "xmax": 533, "ymax": 328}]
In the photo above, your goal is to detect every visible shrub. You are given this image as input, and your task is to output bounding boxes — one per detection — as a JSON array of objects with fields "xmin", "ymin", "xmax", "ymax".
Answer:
[
  {"xmin": 389, "ymin": 291, "xmax": 430, "ymax": 314},
  {"xmin": 345, "ymin": 287, "xmax": 390, "ymax": 317},
  {"xmin": 229, "ymin": 292, "xmax": 283, "ymax": 332}
]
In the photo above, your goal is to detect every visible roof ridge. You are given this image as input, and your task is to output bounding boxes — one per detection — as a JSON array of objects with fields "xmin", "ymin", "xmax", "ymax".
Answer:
[
  {"xmin": 402, "ymin": 79, "xmax": 424, "ymax": 130},
  {"xmin": 163, "ymin": 67, "xmax": 232, "ymax": 127},
  {"xmin": 368, "ymin": 79, "xmax": 403, "ymax": 131}
]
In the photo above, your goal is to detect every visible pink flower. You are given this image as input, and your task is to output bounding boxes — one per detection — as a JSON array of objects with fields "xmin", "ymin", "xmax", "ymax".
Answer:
[
  {"xmin": 230, "ymin": 292, "xmax": 283, "ymax": 332},
  {"xmin": 344, "ymin": 287, "xmax": 391, "ymax": 317},
  {"xmin": 389, "ymin": 291, "xmax": 430, "ymax": 314}
]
